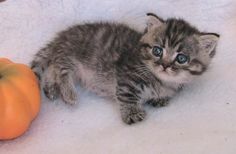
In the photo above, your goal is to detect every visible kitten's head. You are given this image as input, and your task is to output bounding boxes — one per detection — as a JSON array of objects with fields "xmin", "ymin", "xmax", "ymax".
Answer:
[{"xmin": 140, "ymin": 13, "xmax": 219, "ymax": 84}]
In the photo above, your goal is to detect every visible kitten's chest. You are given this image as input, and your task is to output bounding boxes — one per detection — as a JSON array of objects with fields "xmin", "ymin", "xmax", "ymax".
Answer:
[{"xmin": 139, "ymin": 83, "xmax": 177, "ymax": 103}]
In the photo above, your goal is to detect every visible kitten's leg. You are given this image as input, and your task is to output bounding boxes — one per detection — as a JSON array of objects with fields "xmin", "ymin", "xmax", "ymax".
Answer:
[
  {"xmin": 30, "ymin": 47, "xmax": 52, "ymax": 81},
  {"xmin": 147, "ymin": 98, "xmax": 169, "ymax": 107},
  {"xmin": 31, "ymin": 46, "xmax": 78, "ymax": 104},
  {"xmin": 116, "ymin": 84, "xmax": 146, "ymax": 124},
  {"xmin": 42, "ymin": 65, "xmax": 60, "ymax": 100},
  {"xmin": 43, "ymin": 64, "xmax": 77, "ymax": 105},
  {"xmin": 59, "ymin": 71, "xmax": 77, "ymax": 105}
]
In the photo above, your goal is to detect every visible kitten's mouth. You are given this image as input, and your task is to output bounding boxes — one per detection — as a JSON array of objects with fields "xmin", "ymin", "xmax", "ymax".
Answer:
[{"xmin": 160, "ymin": 70, "xmax": 173, "ymax": 76}]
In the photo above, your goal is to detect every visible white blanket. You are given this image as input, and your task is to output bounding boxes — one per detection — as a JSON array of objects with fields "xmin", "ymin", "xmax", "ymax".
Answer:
[{"xmin": 0, "ymin": 0, "xmax": 236, "ymax": 154}]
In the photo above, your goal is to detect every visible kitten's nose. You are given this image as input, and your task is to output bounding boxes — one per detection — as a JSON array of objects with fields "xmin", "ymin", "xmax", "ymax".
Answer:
[{"xmin": 162, "ymin": 64, "xmax": 170, "ymax": 70}]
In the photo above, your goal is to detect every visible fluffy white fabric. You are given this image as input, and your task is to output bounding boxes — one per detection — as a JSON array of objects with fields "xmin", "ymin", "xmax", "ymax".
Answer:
[{"xmin": 0, "ymin": 0, "xmax": 236, "ymax": 153}]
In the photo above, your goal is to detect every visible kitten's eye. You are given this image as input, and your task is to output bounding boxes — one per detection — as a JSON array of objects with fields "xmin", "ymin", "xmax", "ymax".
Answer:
[
  {"xmin": 152, "ymin": 46, "xmax": 163, "ymax": 57},
  {"xmin": 176, "ymin": 54, "xmax": 189, "ymax": 64}
]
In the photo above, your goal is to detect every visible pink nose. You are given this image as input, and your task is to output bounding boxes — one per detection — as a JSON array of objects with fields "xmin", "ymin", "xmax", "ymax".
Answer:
[{"xmin": 162, "ymin": 64, "xmax": 170, "ymax": 70}]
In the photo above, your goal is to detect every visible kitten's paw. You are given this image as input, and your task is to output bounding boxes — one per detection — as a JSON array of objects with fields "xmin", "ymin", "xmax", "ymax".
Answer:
[
  {"xmin": 147, "ymin": 98, "xmax": 169, "ymax": 107},
  {"xmin": 121, "ymin": 104, "xmax": 146, "ymax": 124},
  {"xmin": 43, "ymin": 82, "xmax": 60, "ymax": 100},
  {"xmin": 61, "ymin": 88, "xmax": 78, "ymax": 105}
]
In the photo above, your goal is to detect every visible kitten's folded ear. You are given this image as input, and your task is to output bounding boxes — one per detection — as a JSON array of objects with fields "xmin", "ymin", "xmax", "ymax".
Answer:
[
  {"xmin": 197, "ymin": 33, "xmax": 220, "ymax": 58},
  {"xmin": 146, "ymin": 13, "xmax": 164, "ymax": 32}
]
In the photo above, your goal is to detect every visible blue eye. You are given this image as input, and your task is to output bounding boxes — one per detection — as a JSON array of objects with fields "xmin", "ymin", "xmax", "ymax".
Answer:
[
  {"xmin": 176, "ymin": 54, "xmax": 189, "ymax": 64},
  {"xmin": 152, "ymin": 46, "xmax": 163, "ymax": 57}
]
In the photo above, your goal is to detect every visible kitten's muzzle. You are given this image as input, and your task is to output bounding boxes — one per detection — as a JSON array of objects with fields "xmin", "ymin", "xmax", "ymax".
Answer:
[{"xmin": 154, "ymin": 61, "xmax": 171, "ymax": 70}]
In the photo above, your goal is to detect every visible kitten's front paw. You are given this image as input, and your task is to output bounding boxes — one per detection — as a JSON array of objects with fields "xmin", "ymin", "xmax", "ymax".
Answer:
[
  {"xmin": 147, "ymin": 98, "xmax": 169, "ymax": 107},
  {"xmin": 121, "ymin": 104, "xmax": 146, "ymax": 124}
]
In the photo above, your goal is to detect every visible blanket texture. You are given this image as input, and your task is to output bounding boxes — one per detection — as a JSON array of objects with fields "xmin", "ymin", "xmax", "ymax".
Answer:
[{"xmin": 0, "ymin": 0, "xmax": 236, "ymax": 154}]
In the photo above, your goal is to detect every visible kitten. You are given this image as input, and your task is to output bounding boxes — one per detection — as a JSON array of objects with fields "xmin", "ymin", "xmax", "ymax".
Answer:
[{"xmin": 31, "ymin": 13, "xmax": 219, "ymax": 124}]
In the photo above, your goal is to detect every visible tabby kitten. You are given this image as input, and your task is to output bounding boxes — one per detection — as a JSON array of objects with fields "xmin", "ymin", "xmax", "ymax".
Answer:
[{"xmin": 31, "ymin": 13, "xmax": 219, "ymax": 124}]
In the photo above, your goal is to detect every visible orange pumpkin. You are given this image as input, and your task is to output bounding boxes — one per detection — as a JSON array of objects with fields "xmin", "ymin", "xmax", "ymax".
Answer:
[{"xmin": 0, "ymin": 58, "xmax": 41, "ymax": 140}]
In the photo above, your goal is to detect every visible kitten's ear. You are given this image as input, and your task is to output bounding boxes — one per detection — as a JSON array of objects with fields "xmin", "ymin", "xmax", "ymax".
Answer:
[
  {"xmin": 198, "ymin": 33, "xmax": 220, "ymax": 57},
  {"xmin": 146, "ymin": 13, "xmax": 164, "ymax": 32}
]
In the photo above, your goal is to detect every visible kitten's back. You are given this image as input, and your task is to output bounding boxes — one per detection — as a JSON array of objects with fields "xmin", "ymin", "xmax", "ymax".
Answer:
[{"xmin": 31, "ymin": 22, "xmax": 142, "ymax": 99}]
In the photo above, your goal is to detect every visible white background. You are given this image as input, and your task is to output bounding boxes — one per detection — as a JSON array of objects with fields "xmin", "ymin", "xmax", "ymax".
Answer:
[{"xmin": 0, "ymin": 0, "xmax": 236, "ymax": 154}]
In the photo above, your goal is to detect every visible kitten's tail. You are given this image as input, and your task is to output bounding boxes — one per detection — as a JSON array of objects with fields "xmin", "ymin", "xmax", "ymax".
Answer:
[{"xmin": 30, "ymin": 47, "xmax": 51, "ymax": 81}]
